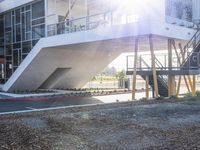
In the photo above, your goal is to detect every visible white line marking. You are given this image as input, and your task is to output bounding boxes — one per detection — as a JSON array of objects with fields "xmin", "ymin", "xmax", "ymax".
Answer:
[
  {"xmin": 26, "ymin": 107, "xmax": 36, "ymax": 110},
  {"xmin": 0, "ymin": 102, "xmax": 107, "ymax": 115}
]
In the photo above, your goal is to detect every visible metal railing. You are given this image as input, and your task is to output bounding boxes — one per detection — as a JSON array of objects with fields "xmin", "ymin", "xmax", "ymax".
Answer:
[
  {"xmin": 126, "ymin": 52, "xmax": 200, "ymax": 72},
  {"xmin": 46, "ymin": 11, "xmax": 141, "ymax": 37},
  {"xmin": 180, "ymin": 30, "xmax": 200, "ymax": 67},
  {"xmin": 47, "ymin": 13, "xmax": 110, "ymax": 37}
]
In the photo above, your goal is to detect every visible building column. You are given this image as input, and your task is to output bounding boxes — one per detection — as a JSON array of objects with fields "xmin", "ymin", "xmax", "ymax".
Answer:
[
  {"xmin": 168, "ymin": 39, "xmax": 176, "ymax": 96},
  {"xmin": 145, "ymin": 76, "xmax": 149, "ymax": 99},
  {"xmin": 149, "ymin": 35, "xmax": 159, "ymax": 97},
  {"xmin": 192, "ymin": 75, "xmax": 196, "ymax": 96},
  {"xmin": 132, "ymin": 38, "xmax": 139, "ymax": 100}
]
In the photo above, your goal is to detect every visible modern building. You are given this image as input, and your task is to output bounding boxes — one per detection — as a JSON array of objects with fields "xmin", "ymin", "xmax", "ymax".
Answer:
[{"xmin": 0, "ymin": 0, "xmax": 199, "ymax": 94}]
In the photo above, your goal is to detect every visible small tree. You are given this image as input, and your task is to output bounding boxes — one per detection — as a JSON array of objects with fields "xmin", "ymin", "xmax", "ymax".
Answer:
[{"xmin": 116, "ymin": 70, "xmax": 126, "ymax": 80}]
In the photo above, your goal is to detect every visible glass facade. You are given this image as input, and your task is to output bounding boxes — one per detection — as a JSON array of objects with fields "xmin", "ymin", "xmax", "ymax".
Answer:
[
  {"xmin": 166, "ymin": 0, "xmax": 192, "ymax": 22},
  {"xmin": 0, "ymin": 0, "xmax": 45, "ymax": 82}
]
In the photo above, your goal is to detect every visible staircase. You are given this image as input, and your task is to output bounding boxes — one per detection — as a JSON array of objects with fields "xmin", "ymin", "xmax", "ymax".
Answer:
[
  {"xmin": 127, "ymin": 30, "xmax": 200, "ymax": 97},
  {"xmin": 181, "ymin": 30, "xmax": 200, "ymax": 70},
  {"xmin": 139, "ymin": 57, "xmax": 169, "ymax": 97},
  {"xmin": 141, "ymin": 75, "xmax": 168, "ymax": 97}
]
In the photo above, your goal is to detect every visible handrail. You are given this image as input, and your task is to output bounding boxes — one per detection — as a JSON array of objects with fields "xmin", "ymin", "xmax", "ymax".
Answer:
[
  {"xmin": 140, "ymin": 57, "xmax": 150, "ymax": 69},
  {"xmin": 154, "ymin": 57, "xmax": 168, "ymax": 85},
  {"xmin": 181, "ymin": 30, "xmax": 200, "ymax": 67},
  {"xmin": 155, "ymin": 57, "xmax": 165, "ymax": 70}
]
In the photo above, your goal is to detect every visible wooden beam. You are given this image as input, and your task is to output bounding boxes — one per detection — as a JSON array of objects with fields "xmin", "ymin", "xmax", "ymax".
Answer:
[
  {"xmin": 149, "ymin": 35, "xmax": 159, "ymax": 97},
  {"xmin": 132, "ymin": 38, "xmax": 139, "ymax": 100},
  {"xmin": 178, "ymin": 43, "xmax": 191, "ymax": 93},
  {"xmin": 183, "ymin": 75, "xmax": 191, "ymax": 92},
  {"xmin": 145, "ymin": 76, "xmax": 149, "ymax": 99},
  {"xmin": 192, "ymin": 75, "xmax": 196, "ymax": 96},
  {"xmin": 176, "ymin": 76, "xmax": 181, "ymax": 97},
  {"xmin": 168, "ymin": 39, "xmax": 176, "ymax": 96}
]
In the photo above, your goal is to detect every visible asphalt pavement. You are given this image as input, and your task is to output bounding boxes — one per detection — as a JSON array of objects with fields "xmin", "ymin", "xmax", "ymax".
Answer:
[{"xmin": 0, "ymin": 97, "xmax": 102, "ymax": 113}]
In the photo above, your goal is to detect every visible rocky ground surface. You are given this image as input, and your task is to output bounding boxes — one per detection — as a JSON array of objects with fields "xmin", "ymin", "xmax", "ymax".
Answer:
[{"xmin": 1, "ymin": 99, "xmax": 200, "ymax": 150}]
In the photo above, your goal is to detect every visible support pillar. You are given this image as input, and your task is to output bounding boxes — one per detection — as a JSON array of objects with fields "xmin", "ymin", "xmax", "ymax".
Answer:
[
  {"xmin": 168, "ymin": 76, "xmax": 176, "ymax": 96},
  {"xmin": 176, "ymin": 76, "xmax": 181, "ymax": 97},
  {"xmin": 178, "ymin": 43, "xmax": 191, "ymax": 93},
  {"xmin": 145, "ymin": 76, "xmax": 149, "ymax": 99},
  {"xmin": 132, "ymin": 38, "xmax": 139, "ymax": 100},
  {"xmin": 168, "ymin": 39, "xmax": 176, "ymax": 96},
  {"xmin": 192, "ymin": 75, "xmax": 196, "ymax": 96},
  {"xmin": 149, "ymin": 35, "xmax": 159, "ymax": 97}
]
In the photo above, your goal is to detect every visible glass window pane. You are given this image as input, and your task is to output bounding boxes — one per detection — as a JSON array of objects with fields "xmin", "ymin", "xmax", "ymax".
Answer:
[
  {"xmin": 6, "ymin": 63, "xmax": 12, "ymax": 78},
  {"xmin": 32, "ymin": 39, "xmax": 39, "ymax": 47},
  {"xmin": 32, "ymin": 18, "xmax": 45, "ymax": 26},
  {"xmin": 0, "ymin": 16, "xmax": 4, "ymax": 37},
  {"xmin": 15, "ymin": 9, "xmax": 21, "ymax": 24},
  {"xmin": 22, "ymin": 54, "xmax": 27, "ymax": 60},
  {"xmin": 22, "ymin": 41, "xmax": 32, "ymax": 53},
  {"xmin": 13, "ymin": 50, "xmax": 19, "ymax": 66},
  {"xmin": 5, "ymin": 45, "xmax": 12, "ymax": 55},
  {"xmin": 26, "ymin": 11, "xmax": 31, "ymax": 32},
  {"xmin": 26, "ymin": 32, "xmax": 31, "ymax": 40},
  {"xmin": 32, "ymin": 24, "xmax": 45, "ymax": 39},
  {"xmin": 32, "ymin": 0, "xmax": 45, "ymax": 19},
  {"xmin": 13, "ymin": 43, "xmax": 21, "ymax": 49},
  {"xmin": 16, "ymin": 24, "xmax": 21, "ymax": 42},
  {"xmin": 6, "ymin": 56, "xmax": 12, "ymax": 61},
  {"xmin": 22, "ymin": 13, "xmax": 25, "ymax": 40},
  {"xmin": 5, "ymin": 12, "xmax": 11, "ymax": 27},
  {"xmin": 5, "ymin": 32, "xmax": 12, "ymax": 44},
  {"xmin": 0, "ymin": 46, "xmax": 4, "ymax": 55},
  {"xmin": 26, "ymin": 5, "xmax": 31, "ymax": 11}
]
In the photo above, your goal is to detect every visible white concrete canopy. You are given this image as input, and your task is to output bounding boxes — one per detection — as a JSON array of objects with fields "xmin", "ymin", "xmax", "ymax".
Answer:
[{"xmin": 3, "ymin": 21, "xmax": 196, "ymax": 92}]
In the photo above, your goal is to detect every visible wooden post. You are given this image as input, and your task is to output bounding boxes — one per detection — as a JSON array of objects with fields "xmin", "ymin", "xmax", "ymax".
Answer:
[
  {"xmin": 176, "ymin": 76, "xmax": 181, "ymax": 97},
  {"xmin": 132, "ymin": 38, "xmax": 139, "ymax": 100},
  {"xmin": 145, "ymin": 76, "xmax": 149, "ymax": 99},
  {"xmin": 192, "ymin": 75, "xmax": 196, "ymax": 96},
  {"xmin": 149, "ymin": 35, "xmax": 159, "ymax": 97},
  {"xmin": 178, "ymin": 43, "xmax": 191, "ymax": 93},
  {"xmin": 168, "ymin": 39, "xmax": 176, "ymax": 96}
]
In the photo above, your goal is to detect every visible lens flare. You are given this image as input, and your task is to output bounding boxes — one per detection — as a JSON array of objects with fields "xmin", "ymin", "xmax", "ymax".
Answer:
[{"xmin": 111, "ymin": 0, "xmax": 144, "ymax": 11}]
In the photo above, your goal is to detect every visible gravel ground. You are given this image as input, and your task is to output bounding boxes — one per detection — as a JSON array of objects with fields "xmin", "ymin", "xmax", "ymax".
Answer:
[{"xmin": 1, "ymin": 99, "xmax": 200, "ymax": 150}]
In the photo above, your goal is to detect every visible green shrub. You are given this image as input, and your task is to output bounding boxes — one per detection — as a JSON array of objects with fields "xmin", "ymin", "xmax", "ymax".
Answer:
[
  {"xmin": 184, "ymin": 92, "xmax": 193, "ymax": 98},
  {"xmin": 140, "ymin": 97, "xmax": 148, "ymax": 101},
  {"xmin": 170, "ymin": 95, "xmax": 178, "ymax": 99},
  {"xmin": 196, "ymin": 91, "xmax": 200, "ymax": 98},
  {"xmin": 155, "ymin": 96, "xmax": 164, "ymax": 100},
  {"xmin": 184, "ymin": 92, "xmax": 197, "ymax": 101}
]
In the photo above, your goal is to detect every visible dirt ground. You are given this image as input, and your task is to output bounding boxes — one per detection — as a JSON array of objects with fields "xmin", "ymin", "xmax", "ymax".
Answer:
[{"xmin": 1, "ymin": 99, "xmax": 200, "ymax": 150}]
